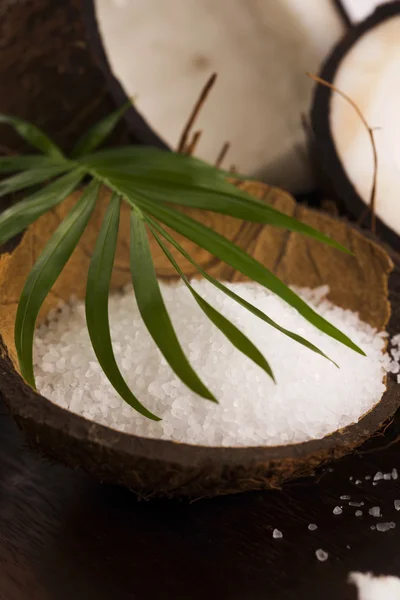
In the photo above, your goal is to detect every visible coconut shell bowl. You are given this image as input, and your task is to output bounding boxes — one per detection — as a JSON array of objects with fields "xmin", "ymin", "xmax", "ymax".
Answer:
[{"xmin": 0, "ymin": 180, "xmax": 398, "ymax": 498}]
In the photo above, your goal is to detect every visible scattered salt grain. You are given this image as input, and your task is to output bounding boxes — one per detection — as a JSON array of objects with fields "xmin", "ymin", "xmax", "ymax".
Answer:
[
  {"xmin": 355, "ymin": 480, "xmax": 362, "ymax": 485},
  {"xmin": 392, "ymin": 469, "xmax": 398, "ymax": 480},
  {"xmin": 384, "ymin": 473, "xmax": 392, "ymax": 481},
  {"xmin": 349, "ymin": 502, "xmax": 364, "ymax": 507},
  {"xmin": 33, "ymin": 281, "xmax": 393, "ymax": 447},
  {"xmin": 369, "ymin": 506, "xmax": 381, "ymax": 518},
  {"xmin": 349, "ymin": 572, "xmax": 400, "ymax": 600},
  {"xmin": 340, "ymin": 495, "xmax": 351, "ymax": 500},
  {"xmin": 308, "ymin": 523, "xmax": 318, "ymax": 531},
  {"xmin": 394, "ymin": 500, "xmax": 400, "ymax": 511},
  {"xmin": 376, "ymin": 522, "xmax": 395, "ymax": 532},
  {"xmin": 365, "ymin": 475, "xmax": 372, "ymax": 480},
  {"xmin": 374, "ymin": 472, "xmax": 384, "ymax": 482},
  {"xmin": 355, "ymin": 510, "xmax": 363, "ymax": 517},
  {"xmin": 333, "ymin": 506, "xmax": 343, "ymax": 515},
  {"xmin": 315, "ymin": 549, "xmax": 329, "ymax": 562},
  {"xmin": 272, "ymin": 529, "xmax": 283, "ymax": 539}
]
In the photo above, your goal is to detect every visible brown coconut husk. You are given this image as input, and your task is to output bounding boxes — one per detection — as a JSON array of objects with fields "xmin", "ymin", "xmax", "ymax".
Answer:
[{"xmin": 0, "ymin": 180, "xmax": 398, "ymax": 498}]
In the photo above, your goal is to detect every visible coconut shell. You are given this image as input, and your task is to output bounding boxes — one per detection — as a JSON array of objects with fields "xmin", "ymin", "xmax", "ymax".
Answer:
[
  {"xmin": 0, "ymin": 180, "xmax": 398, "ymax": 497},
  {"xmin": 0, "ymin": 0, "xmax": 165, "ymax": 160},
  {"xmin": 311, "ymin": 1, "xmax": 400, "ymax": 249}
]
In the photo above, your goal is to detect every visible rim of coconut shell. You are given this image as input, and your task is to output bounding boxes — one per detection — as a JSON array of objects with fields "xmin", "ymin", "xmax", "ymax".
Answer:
[
  {"xmin": 311, "ymin": 1, "xmax": 400, "ymax": 249},
  {"xmin": 0, "ymin": 180, "xmax": 398, "ymax": 498}
]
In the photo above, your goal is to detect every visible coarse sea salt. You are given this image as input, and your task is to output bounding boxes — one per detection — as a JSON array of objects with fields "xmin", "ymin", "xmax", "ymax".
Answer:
[
  {"xmin": 349, "ymin": 572, "xmax": 400, "ymax": 600},
  {"xmin": 33, "ymin": 281, "xmax": 393, "ymax": 447},
  {"xmin": 315, "ymin": 549, "xmax": 329, "ymax": 562},
  {"xmin": 272, "ymin": 529, "xmax": 283, "ymax": 539}
]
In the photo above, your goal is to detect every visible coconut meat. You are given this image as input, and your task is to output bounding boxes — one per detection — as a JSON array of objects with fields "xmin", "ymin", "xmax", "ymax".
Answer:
[
  {"xmin": 95, "ymin": 0, "xmax": 344, "ymax": 192},
  {"xmin": 337, "ymin": 0, "xmax": 389, "ymax": 25},
  {"xmin": 330, "ymin": 14, "xmax": 400, "ymax": 238}
]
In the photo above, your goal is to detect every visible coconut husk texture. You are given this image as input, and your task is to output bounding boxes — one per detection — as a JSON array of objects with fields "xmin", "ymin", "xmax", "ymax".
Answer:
[
  {"xmin": 0, "ymin": 0, "xmax": 165, "ymax": 162},
  {"xmin": 0, "ymin": 180, "xmax": 398, "ymax": 498}
]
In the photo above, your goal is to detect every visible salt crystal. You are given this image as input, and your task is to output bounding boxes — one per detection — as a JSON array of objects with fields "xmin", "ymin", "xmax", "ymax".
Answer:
[
  {"xmin": 349, "ymin": 502, "xmax": 364, "ymax": 507},
  {"xmin": 394, "ymin": 500, "xmax": 400, "ymax": 511},
  {"xmin": 355, "ymin": 480, "xmax": 362, "ymax": 485},
  {"xmin": 340, "ymin": 495, "xmax": 351, "ymax": 500},
  {"xmin": 32, "ymin": 281, "xmax": 393, "ymax": 447},
  {"xmin": 392, "ymin": 469, "xmax": 398, "ymax": 480},
  {"xmin": 308, "ymin": 523, "xmax": 318, "ymax": 531},
  {"xmin": 384, "ymin": 473, "xmax": 392, "ymax": 481},
  {"xmin": 374, "ymin": 472, "xmax": 384, "ymax": 481},
  {"xmin": 355, "ymin": 510, "xmax": 363, "ymax": 517},
  {"xmin": 369, "ymin": 506, "xmax": 381, "ymax": 518},
  {"xmin": 376, "ymin": 522, "xmax": 395, "ymax": 532},
  {"xmin": 333, "ymin": 506, "xmax": 343, "ymax": 515},
  {"xmin": 315, "ymin": 549, "xmax": 329, "ymax": 562},
  {"xmin": 272, "ymin": 529, "xmax": 283, "ymax": 539},
  {"xmin": 365, "ymin": 475, "xmax": 372, "ymax": 480}
]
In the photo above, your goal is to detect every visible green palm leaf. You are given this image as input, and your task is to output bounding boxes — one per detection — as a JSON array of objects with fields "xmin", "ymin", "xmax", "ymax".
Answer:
[
  {"xmin": 130, "ymin": 207, "xmax": 217, "ymax": 402},
  {"xmin": 145, "ymin": 216, "xmax": 338, "ymax": 367},
  {"xmin": 0, "ymin": 154, "xmax": 62, "ymax": 174},
  {"xmin": 150, "ymin": 224, "xmax": 275, "ymax": 382},
  {"xmin": 0, "ymin": 169, "xmax": 83, "ymax": 246},
  {"xmin": 0, "ymin": 164, "xmax": 71, "ymax": 199},
  {"xmin": 72, "ymin": 102, "xmax": 131, "ymax": 158},
  {"xmin": 127, "ymin": 193, "xmax": 364, "ymax": 356},
  {"xmin": 3, "ymin": 108, "xmax": 367, "ymax": 420},
  {"xmin": 15, "ymin": 180, "xmax": 99, "ymax": 387},
  {"xmin": 0, "ymin": 115, "xmax": 64, "ymax": 158},
  {"xmin": 85, "ymin": 194, "xmax": 160, "ymax": 421},
  {"xmin": 86, "ymin": 156, "xmax": 349, "ymax": 253}
]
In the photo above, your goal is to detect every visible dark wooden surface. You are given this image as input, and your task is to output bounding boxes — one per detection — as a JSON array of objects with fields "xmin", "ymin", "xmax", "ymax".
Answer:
[
  {"xmin": 2, "ymin": 400, "xmax": 400, "ymax": 600},
  {"xmin": 1, "ymin": 242, "xmax": 399, "ymax": 600}
]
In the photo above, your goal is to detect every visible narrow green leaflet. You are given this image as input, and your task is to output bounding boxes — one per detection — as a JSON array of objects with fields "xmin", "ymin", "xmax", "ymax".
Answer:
[
  {"xmin": 87, "ymin": 163, "xmax": 350, "ymax": 254},
  {"xmin": 72, "ymin": 102, "xmax": 131, "ymax": 158},
  {"xmin": 150, "ymin": 224, "xmax": 275, "ymax": 382},
  {"xmin": 0, "ymin": 115, "xmax": 64, "ymax": 158},
  {"xmin": 130, "ymin": 208, "xmax": 217, "ymax": 402},
  {"xmin": 85, "ymin": 194, "xmax": 159, "ymax": 421},
  {"xmin": 145, "ymin": 216, "xmax": 338, "ymax": 367},
  {"xmin": 128, "ymin": 193, "xmax": 365, "ymax": 356},
  {"xmin": 0, "ymin": 169, "xmax": 84, "ymax": 246},
  {"xmin": 15, "ymin": 180, "xmax": 100, "ymax": 387},
  {"xmin": 0, "ymin": 164, "xmax": 71, "ymax": 199},
  {"xmin": 0, "ymin": 154, "xmax": 62, "ymax": 174},
  {"xmin": 132, "ymin": 182, "xmax": 350, "ymax": 253}
]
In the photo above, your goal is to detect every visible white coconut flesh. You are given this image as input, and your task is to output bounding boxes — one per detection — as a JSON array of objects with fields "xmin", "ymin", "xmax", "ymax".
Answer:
[
  {"xmin": 95, "ymin": 0, "xmax": 344, "ymax": 192},
  {"xmin": 337, "ymin": 0, "xmax": 388, "ymax": 24},
  {"xmin": 330, "ymin": 14, "xmax": 400, "ymax": 238}
]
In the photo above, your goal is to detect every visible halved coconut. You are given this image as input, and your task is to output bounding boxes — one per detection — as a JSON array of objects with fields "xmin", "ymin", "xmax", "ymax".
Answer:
[
  {"xmin": 0, "ymin": 180, "xmax": 397, "ymax": 497},
  {"xmin": 311, "ymin": 2, "xmax": 400, "ymax": 249},
  {"xmin": 93, "ymin": 0, "xmax": 345, "ymax": 191}
]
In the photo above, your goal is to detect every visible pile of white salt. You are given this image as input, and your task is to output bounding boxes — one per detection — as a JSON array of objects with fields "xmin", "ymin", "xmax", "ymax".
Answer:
[{"xmin": 33, "ymin": 281, "xmax": 397, "ymax": 447}]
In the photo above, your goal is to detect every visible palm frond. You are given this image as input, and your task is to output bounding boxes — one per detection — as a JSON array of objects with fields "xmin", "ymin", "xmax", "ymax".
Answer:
[{"xmin": 1, "ymin": 109, "xmax": 365, "ymax": 419}]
